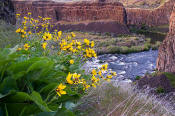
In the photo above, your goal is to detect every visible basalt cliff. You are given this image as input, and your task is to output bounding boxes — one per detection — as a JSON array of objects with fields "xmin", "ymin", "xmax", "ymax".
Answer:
[
  {"xmin": 126, "ymin": 0, "xmax": 175, "ymax": 26},
  {"xmin": 11, "ymin": 0, "xmax": 129, "ymax": 34},
  {"xmin": 9, "ymin": 0, "xmax": 175, "ymax": 34},
  {"xmin": 1, "ymin": 0, "xmax": 174, "ymax": 34},
  {"xmin": 157, "ymin": 3, "xmax": 175, "ymax": 72}
]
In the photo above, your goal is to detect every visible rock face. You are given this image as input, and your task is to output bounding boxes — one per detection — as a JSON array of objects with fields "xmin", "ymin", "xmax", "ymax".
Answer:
[
  {"xmin": 11, "ymin": 0, "xmax": 129, "ymax": 34},
  {"xmin": 126, "ymin": 0, "xmax": 175, "ymax": 26},
  {"xmin": 12, "ymin": 0, "xmax": 126, "ymax": 24},
  {"xmin": 0, "ymin": 0, "xmax": 15, "ymax": 24},
  {"xmin": 157, "ymin": 3, "xmax": 175, "ymax": 72}
]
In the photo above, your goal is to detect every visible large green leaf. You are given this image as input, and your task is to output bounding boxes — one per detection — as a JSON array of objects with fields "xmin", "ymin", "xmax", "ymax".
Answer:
[
  {"xmin": 0, "ymin": 77, "xmax": 17, "ymax": 94},
  {"xmin": 2, "ymin": 103, "xmax": 41, "ymax": 116},
  {"xmin": 31, "ymin": 91, "xmax": 52, "ymax": 112},
  {"xmin": 55, "ymin": 107, "xmax": 75, "ymax": 116},
  {"xmin": 3, "ymin": 92, "xmax": 32, "ymax": 103},
  {"xmin": 40, "ymin": 83, "xmax": 58, "ymax": 95}
]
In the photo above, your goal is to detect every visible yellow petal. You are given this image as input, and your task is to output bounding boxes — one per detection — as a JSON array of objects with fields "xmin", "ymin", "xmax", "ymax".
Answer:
[{"xmin": 60, "ymin": 90, "xmax": 66, "ymax": 95}]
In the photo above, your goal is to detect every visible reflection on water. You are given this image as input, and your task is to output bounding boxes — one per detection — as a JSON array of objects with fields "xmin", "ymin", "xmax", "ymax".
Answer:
[{"xmin": 140, "ymin": 31, "xmax": 166, "ymax": 44}]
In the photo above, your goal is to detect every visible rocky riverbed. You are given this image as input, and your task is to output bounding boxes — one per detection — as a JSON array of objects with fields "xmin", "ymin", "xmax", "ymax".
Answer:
[{"xmin": 85, "ymin": 50, "xmax": 158, "ymax": 80}]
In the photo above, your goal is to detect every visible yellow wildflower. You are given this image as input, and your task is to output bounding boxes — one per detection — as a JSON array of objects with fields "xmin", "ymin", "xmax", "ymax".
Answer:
[
  {"xmin": 91, "ymin": 75, "xmax": 98, "ymax": 83},
  {"xmin": 101, "ymin": 64, "xmax": 108, "ymax": 71},
  {"xmin": 28, "ymin": 12, "xmax": 31, "ymax": 15},
  {"xmin": 24, "ymin": 17, "xmax": 29, "ymax": 20},
  {"xmin": 17, "ymin": 48, "xmax": 22, "ymax": 51},
  {"xmin": 91, "ymin": 69, "xmax": 97, "ymax": 76},
  {"xmin": 66, "ymin": 72, "xmax": 73, "ymax": 84},
  {"xmin": 107, "ymin": 75, "xmax": 112, "ymax": 79},
  {"xmin": 72, "ymin": 73, "xmax": 81, "ymax": 84},
  {"xmin": 28, "ymin": 31, "xmax": 32, "ymax": 35},
  {"xmin": 16, "ymin": 28, "xmax": 21, "ymax": 33},
  {"xmin": 91, "ymin": 41, "xmax": 95, "ymax": 47},
  {"xmin": 71, "ymin": 32, "xmax": 76, "ymax": 38},
  {"xmin": 56, "ymin": 83, "xmax": 66, "ymax": 96},
  {"xmin": 83, "ymin": 84, "xmax": 90, "ymax": 90},
  {"xmin": 98, "ymin": 70, "xmax": 102, "ymax": 76},
  {"xmin": 84, "ymin": 39, "xmax": 90, "ymax": 46},
  {"xmin": 42, "ymin": 42, "xmax": 47, "ymax": 50},
  {"xmin": 111, "ymin": 72, "xmax": 117, "ymax": 76},
  {"xmin": 43, "ymin": 32, "xmax": 52, "ymax": 41},
  {"xmin": 21, "ymin": 35, "xmax": 25, "ymax": 38},
  {"xmin": 16, "ymin": 14, "xmax": 20, "ymax": 16},
  {"xmin": 24, "ymin": 44, "xmax": 30, "ymax": 51},
  {"xmin": 69, "ymin": 59, "xmax": 74, "ymax": 64}
]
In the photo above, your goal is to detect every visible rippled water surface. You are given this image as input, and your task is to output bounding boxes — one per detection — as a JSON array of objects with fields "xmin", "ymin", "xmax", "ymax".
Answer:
[{"xmin": 85, "ymin": 50, "xmax": 158, "ymax": 80}]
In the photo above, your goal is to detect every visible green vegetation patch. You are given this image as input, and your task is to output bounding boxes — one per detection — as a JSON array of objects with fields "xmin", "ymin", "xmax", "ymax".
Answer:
[
  {"xmin": 69, "ymin": 31, "xmax": 161, "ymax": 55},
  {"xmin": 163, "ymin": 72, "xmax": 175, "ymax": 88}
]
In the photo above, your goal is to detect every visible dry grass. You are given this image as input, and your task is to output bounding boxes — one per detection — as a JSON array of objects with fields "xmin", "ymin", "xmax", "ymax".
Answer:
[{"xmin": 74, "ymin": 81, "xmax": 175, "ymax": 116}]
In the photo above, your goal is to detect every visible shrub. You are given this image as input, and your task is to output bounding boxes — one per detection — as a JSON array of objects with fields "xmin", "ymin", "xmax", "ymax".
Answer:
[
  {"xmin": 156, "ymin": 87, "xmax": 165, "ymax": 94},
  {"xmin": 135, "ymin": 76, "xmax": 141, "ymax": 80}
]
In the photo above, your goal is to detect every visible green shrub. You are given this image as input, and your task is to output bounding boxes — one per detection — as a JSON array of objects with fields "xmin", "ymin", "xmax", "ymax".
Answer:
[
  {"xmin": 135, "ymin": 76, "xmax": 141, "ymax": 80},
  {"xmin": 156, "ymin": 87, "xmax": 165, "ymax": 94}
]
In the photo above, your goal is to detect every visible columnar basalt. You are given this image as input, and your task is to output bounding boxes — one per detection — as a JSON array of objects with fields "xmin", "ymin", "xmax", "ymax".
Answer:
[
  {"xmin": 157, "ymin": 3, "xmax": 175, "ymax": 72},
  {"xmin": 12, "ymin": 1, "xmax": 126, "ymax": 23},
  {"xmin": 126, "ymin": 0, "xmax": 175, "ymax": 26},
  {"xmin": 11, "ymin": 0, "xmax": 129, "ymax": 34}
]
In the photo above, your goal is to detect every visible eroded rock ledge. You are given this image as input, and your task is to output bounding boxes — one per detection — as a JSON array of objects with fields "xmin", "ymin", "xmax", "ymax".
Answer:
[{"xmin": 157, "ymin": 3, "xmax": 175, "ymax": 72}]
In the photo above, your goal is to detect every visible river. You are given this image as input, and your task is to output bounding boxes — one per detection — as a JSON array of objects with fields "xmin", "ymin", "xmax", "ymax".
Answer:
[{"xmin": 85, "ymin": 50, "xmax": 158, "ymax": 80}]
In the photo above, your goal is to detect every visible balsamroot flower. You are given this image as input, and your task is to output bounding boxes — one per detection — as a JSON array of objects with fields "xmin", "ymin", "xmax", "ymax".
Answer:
[
  {"xmin": 69, "ymin": 59, "xmax": 74, "ymax": 64},
  {"xmin": 91, "ymin": 69, "xmax": 97, "ymax": 76},
  {"xmin": 43, "ymin": 32, "xmax": 52, "ymax": 41},
  {"xmin": 24, "ymin": 44, "xmax": 30, "ymax": 51},
  {"xmin": 71, "ymin": 32, "xmax": 76, "ymax": 38},
  {"xmin": 42, "ymin": 42, "xmax": 47, "ymax": 50},
  {"xmin": 84, "ymin": 39, "xmax": 90, "ymax": 46},
  {"xmin": 56, "ymin": 84, "xmax": 66, "ymax": 96},
  {"xmin": 66, "ymin": 72, "xmax": 73, "ymax": 84}
]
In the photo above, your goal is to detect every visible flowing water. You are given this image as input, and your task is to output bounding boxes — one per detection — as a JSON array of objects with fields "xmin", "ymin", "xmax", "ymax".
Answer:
[{"xmin": 85, "ymin": 50, "xmax": 158, "ymax": 80}]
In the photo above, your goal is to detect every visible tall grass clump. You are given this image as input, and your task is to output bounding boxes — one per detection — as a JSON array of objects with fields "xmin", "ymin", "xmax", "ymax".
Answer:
[
  {"xmin": 0, "ymin": 13, "xmax": 117, "ymax": 115},
  {"xmin": 75, "ymin": 81, "xmax": 175, "ymax": 116},
  {"xmin": 0, "ymin": 20, "xmax": 20, "ymax": 48}
]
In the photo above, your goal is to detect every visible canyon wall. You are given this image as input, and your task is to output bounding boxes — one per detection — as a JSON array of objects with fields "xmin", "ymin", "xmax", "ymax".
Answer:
[
  {"xmin": 126, "ymin": 0, "xmax": 175, "ymax": 26},
  {"xmin": 157, "ymin": 3, "xmax": 175, "ymax": 72},
  {"xmin": 11, "ymin": 0, "xmax": 129, "ymax": 34}
]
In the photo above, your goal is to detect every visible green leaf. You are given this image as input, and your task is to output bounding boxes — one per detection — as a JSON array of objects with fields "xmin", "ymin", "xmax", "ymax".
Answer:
[
  {"xmin": 40, "ymin": 83, "xmax": 58, "ymax": 95},
  {"xmin": 0, "ymin": 77, "xmax": 17, "ymax": 94},
  {"xmin": 36, "ymin": 112, "xmax": 56, "ymax": 116},
  {"xmin": 4, "ymin": 92, "xmax": 32, "ymax": 103},
  {"xmin": 54, "ymin": 107, "xmax": 75, "ymax": 116},
  {"xmin": 27, "ymin": 59, "xmax": 51, "ymax": 73},
  {"xmin": 3, "ymin": 103, "xmax": 41, "ymax": 116},
  {"xmin": 31, "ymin": 91, "xmax": 51, "ymax": 112}
]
